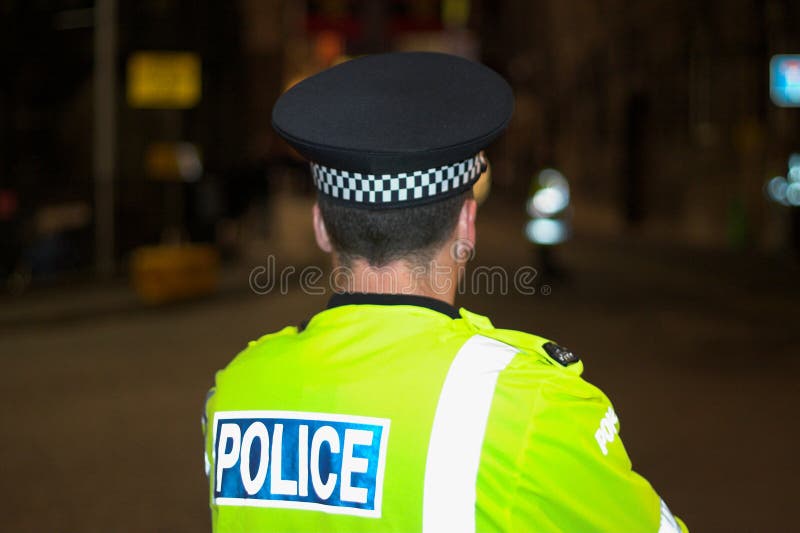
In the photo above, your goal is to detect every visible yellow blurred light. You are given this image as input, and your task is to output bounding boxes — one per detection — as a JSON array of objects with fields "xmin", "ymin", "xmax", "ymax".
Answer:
[
  {"xmin": 127, "ymin": 51, "xmax": 201, "ymax": 109},
  {"xmin": 442, "ymin": 0, "xmax": 470, "ymax": 27},
  {"xmin": 131, "ymin": 244, "xmax": 219, "ymax": 304}
]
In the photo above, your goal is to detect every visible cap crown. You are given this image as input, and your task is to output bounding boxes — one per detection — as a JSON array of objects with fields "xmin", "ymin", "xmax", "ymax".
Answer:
[{"xmin": 272, "ymin": 52, "xmax": 513, "ymax": 175}]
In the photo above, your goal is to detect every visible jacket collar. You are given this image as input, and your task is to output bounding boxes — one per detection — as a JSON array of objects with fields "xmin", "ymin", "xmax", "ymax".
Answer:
[{"xmin": 326, "ymin": 292, "xmax": 460, "ymax": 319}]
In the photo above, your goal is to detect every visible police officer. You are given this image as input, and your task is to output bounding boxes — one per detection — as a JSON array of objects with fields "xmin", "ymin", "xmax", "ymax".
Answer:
[{"xmin": 203, "ymin": 52, "xmax": 687, "ymax": 533}]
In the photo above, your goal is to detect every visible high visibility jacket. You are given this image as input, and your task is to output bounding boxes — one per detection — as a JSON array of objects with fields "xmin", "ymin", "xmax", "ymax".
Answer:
[{"xmin": 204, "ymin": 293, "xmax": 687, "ymax": 532}]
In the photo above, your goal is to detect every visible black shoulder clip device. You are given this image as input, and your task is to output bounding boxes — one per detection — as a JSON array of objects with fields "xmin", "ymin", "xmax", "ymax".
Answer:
[{"xmin": 543, "ymin": 342, "xmax": 580, "ymax": 367}]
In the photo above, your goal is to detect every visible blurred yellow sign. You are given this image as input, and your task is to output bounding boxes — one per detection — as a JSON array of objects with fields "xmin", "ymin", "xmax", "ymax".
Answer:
[
  {"xmin": 127, "ymin": 51, "xmax": 201, "ymax": 109},
  {"xmin": 131, "ymin": 244, "xmax": 219, "ymax": 304}
]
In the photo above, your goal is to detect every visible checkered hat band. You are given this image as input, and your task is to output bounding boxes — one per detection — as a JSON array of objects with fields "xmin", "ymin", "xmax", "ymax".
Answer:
[{"xmin": 310, "ymin": 154, "xmax": 486, "ymax": 206}]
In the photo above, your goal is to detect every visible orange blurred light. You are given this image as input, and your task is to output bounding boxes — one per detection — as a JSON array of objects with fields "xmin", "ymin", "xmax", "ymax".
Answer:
[{"xmin": 315, "ymin": 31, "xmax": 344, "ymax": 68}]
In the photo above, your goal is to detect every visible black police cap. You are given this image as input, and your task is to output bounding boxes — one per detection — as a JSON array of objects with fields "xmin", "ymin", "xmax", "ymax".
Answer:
[{"xmin": 272, "ymin": 52, "xmax": 513, "ymax": 207}]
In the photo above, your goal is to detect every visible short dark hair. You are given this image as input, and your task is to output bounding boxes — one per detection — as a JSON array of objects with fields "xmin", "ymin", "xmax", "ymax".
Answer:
[{"xmin": 318, "ymin": 191, "xmax": 469, "ymax": 267}]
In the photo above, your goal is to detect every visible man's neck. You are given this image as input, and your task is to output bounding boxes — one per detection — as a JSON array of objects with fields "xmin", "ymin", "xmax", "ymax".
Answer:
[{"xmin": 333, "ymin": 258, "xmax": 458, "ymax": 305}]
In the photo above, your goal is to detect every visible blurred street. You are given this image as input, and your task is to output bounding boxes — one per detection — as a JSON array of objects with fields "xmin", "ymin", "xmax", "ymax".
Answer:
[{"xmin": 1, "ymin": 196, "xmax": 797, "ymax": 532}]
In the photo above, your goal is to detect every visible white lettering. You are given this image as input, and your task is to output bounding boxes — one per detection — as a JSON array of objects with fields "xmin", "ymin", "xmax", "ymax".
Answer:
[
  {"xmin": 595, "ymin": 427, "xmax": 609, "ymax": 455},
  {"xmin": 310, "ymin": 425, "xmax": 340, "ymax": 500},
  {"xmin": 298, "ymin": 425, "xmax": 309, "ymax": 497},
  {"xmin": 341, "ymin": 429, "xmax": 373, "ymax": 503},
  {"xmin": 607, "ymin": 407, "xmax": 619, "ymax": 426},
  {"xmin": 240, "ymin": 422, "xmax": 270, "ymax": 495},
  {"xmin": 270, "ymin": 424, "xmax": 298, "ymax": 496},
  {"xmin": 594, "ymin": 407, "xmax": 619, "ymax": 456},
  {"xmin": 601, "ymin": 418, "xmax": 615, "ymax": 440},
  {"xmin": 216, "ymin": 423, "xmax": 241, "ymax": 492}
]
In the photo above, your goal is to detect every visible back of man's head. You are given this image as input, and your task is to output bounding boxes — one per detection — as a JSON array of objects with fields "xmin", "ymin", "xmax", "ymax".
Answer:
[
  {"xmin": 272, "ymin": 52, "xmax": 511, "ymax": 277},
  {"xmin": 317, "ymin": 190, "xmax": 470, "ymax": 268}
]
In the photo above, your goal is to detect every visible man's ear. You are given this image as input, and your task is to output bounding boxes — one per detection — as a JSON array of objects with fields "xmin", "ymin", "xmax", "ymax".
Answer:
[
  {"xmin": 312, "ymin": 203, "xmax": 333, "ymax": 253},
  {"xmin": 457, "ymin": 197, "xmax": 477, "ymax": 251}
]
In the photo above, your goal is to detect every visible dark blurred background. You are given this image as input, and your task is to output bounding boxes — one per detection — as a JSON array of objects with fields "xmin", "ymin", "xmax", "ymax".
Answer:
[{"xmin": 0, "ymin": 1, "xmax": 798, "ymax": 531}]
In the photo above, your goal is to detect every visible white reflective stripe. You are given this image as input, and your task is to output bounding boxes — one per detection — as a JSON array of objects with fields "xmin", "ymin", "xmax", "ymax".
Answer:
[
  {"xmin": 422, "ymin": 335, "xmax": 518, "ymax": 533},
  {"xmin": 658, "ymin": 498, "xmax": 681, "ymax": 533}
]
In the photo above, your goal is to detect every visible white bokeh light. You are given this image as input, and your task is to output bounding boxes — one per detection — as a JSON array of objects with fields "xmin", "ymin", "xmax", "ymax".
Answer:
[
  {"xmin": 525, "ymin": 219, "xmax": 568, "ymax": 245},
  {"xmin": 786, "ymin": 182, "xmax": 800, "ymax": 206}
]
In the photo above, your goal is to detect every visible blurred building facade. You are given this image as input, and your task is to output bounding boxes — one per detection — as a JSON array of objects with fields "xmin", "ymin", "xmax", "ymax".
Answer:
[
  {"xmin": 480, "ymin": 0, "xmax": 800, "ymax": 248},
  {"xmin": 0, "ymin": 0, "xmax": 798, "ymax": 290}
]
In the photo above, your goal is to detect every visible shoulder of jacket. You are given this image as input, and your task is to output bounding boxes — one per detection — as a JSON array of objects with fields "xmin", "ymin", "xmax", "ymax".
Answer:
[
  {"xmin": 250, "ymin": 325, "xmax": 299, "ymax": 346},
  {"xmin": 225, "ymin": 325, "xmax": 298, "ymax": 369},
  {"xmin": 458, "ymin": 307, "xmax": 583, "ymax": 375}
]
